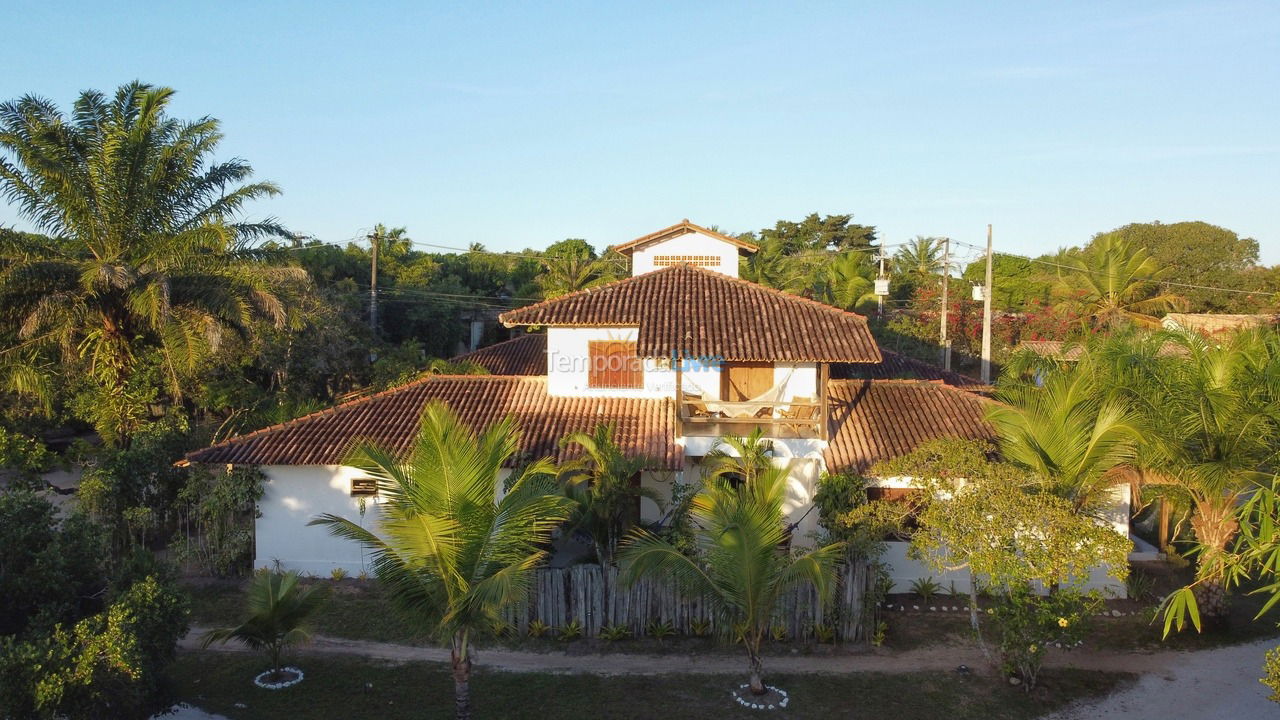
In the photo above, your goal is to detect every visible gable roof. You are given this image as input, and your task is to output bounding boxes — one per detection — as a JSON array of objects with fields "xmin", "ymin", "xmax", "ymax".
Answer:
[
  {"xmin": 824, "ymin": 380, "xmax": 997, "ymax": 473},
  {"xmin": 836, "ymin": 350, "xmax": 989, "ymax": 390},
  {"xmin": 499, "ymin": 264, "xmax": 882, "ymax": 363},
  {"xmin": 186, "ymin": 375, "xmax": 680, "ymax": 470},
  {"xmin": 453, "ymin": 333, "xmax": 547, "ymax": 376},
  {"xmin": 610, "ymin": 219, "xmax": 759, "ymax": 256}
]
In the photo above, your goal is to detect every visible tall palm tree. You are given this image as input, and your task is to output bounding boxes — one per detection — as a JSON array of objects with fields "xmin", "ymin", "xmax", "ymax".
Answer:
[
  {"xmin": 988, "ymin": 366, "xmax": 1143, "ymax": 513},
  {"xmin": 619, "ymin": 461, "xmax": 843, "ymax": 697},
  {"xmin": 1127, "ymin": 329, "xmax": 1280, "ymax": 620},
  {"xmin": 1054, "ymin": 235, "xmax": 1185, "ymax": 328},
  {"xmin": 370, "ymin": 223, "xmax": 412, "ymax": 260},
  {"xmin": 701, "ymin": 428, "xmax": 775, "ymax": 485},
  {"xmin": 893, "ymin": 236, "xmax": 946, "ymax": 279},
  {"xmin": 311, "ymin": 402, "xmax": 573, "ymax": 720},
  {"xmin": 200, "ymin": 570, "xmax": 329, "ymax": 682},
  {"xmin": 0, "ymin": 82, "xmax": 298, "ymax": 443},
  {"xmin": 537, "ymin": 254, "xmax": 604, "ymax": 298},
  {"xmin": 557, "ymin": 423, "xmax": 660, "ymax": 567}
]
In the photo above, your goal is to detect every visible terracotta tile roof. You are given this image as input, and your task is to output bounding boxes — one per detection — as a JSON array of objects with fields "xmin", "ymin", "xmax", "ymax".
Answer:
[
  {"xmin": 824, "ymin": 380, "xmax": 997, "ymax": 474},
  {"xmin": 1162, "ymin": 313, "xmax": 1278, "ymax": 337},
  {"xmin": 1016, "ymin": 340, "xmax": 1085, "ymax": 361},
  {"xmin": 452, "ymin": 333, "xmax": 547, "ymax": 376},
  {"xmin": 499, "ymin": 264, "xmax": 882, "ymax": 363},
  {"xmin": 610, "ymin": 219, "xmax": 759, "ymax": 255},
  {"xmin": 835, "ymin": 350, "xmax": 988, "ymax": 390},
  {"xmin": 186, "ymin": 376, "xmax": 680, "ymax": 470}
]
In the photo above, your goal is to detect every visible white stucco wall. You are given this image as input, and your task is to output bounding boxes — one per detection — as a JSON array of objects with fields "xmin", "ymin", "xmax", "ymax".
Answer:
[
  {"xmin": 630, "ymin": 231, "xmax": 742, "ymax": 277},
  {"xmin": 255, "ymin": 465, "xmax": 381, "ymax": 576},
  {"xmin": 546, "ymin": 327, "xmax": 671, "ymax": 398}
]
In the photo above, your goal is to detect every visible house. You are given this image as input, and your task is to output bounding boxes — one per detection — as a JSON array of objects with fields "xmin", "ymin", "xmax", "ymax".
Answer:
[{"xmin": 187, "ymin": 220, "xmax": 1128, "ymax": 594}]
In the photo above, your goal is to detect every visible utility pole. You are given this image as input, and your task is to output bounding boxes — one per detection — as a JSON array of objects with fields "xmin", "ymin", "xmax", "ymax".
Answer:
[
  {"xmin": 877, "ymin": 242, "xmax": 887, "ymax": 316},
  {"xmin": 368, "ymin": 231, "xmax": 379, "ymax": 333},
  {"xmin": 980, "ymin": 224, "xmax": 994, "ymax": 384},
  {"xmin": 940, "ymin": 237, "xmax": 951, "ymax": 370}
]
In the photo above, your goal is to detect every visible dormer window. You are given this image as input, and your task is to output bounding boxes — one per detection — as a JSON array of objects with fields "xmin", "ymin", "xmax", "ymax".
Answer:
[{"xmin": 588, "ymin": 341, "xmax": 643, "ymax": 389}]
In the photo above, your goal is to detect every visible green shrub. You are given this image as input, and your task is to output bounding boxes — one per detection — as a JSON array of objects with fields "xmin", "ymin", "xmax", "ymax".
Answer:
[
  {"xmin": 690, "ymin": 618, "xmax": 712, "ymax": 638},
  {"xmin": 528, "ymin": 620, "xmax": 550, "ymax": 638},
  {"xmin": 770, "ymin": 624, "xmax": 788, "ymax": 642},
  {"xmin": 910, "ymin": 577, "xmax": 943, "ymax": 605},
  {"xmin": 647, "ymin": 620, "xmax": 676, "ymax": 642},
  {"xmin": 991, "ymin": 585, "xmax": 1099, "ymax": 690},
  {"xmin": 558, "ymin": 620, "xmax": 582, "ymax": 641},
  {"xmin": 812, "ymin": 623, "xmax": 836, "ymax": 644},
  {"xmin": 599, "ymin": 624, "xmax": 631, "ymax": 642},
  {"xmin": 870, "ymin": 621, "xmax": 888, "ymax": 647},
  {"xmin": 330, "ymin": 567, "xmax": 348, "ymax": 581}
]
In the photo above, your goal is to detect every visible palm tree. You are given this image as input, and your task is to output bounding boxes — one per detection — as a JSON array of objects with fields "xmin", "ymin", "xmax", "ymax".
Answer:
[
  {"xmin": 1054, "ymin": 235, "xmax": 1185, "ymax": 328},
  {"xmin": 370, "ymin": 223, "xmax": 412, "ymax": 260},
  {"xmin": 809, "ymin": 251, "xmax": 878, "ymax": 312},
  {"xmin": 893, "ymin": 236, "xmax": 946, "ymax": 279},
  {"xmin": 0, "ymin": 82, "xmax": 298, "ymax": 444},
  {"xmin": 538, "ymin": 254, "xmax": 604, "ymax": 298},
  {"xmin": 701, "ymin": 428, "xmax": 775, "ymax": 486},
  {"xmin": 310, "ymin": 402, "xmax": 573, "ymax": 720},
  {"xmin": 988, "ymin": 366, "xmax": 1143, "ymax": 513},
  {"xmin": 1126, "ymin": 329, "xmax": 1280, "ymax": 620},
  {"xmin": 619, "ymin": 461, "xmax": 843, "ymax": 697},
  {"xmin": 557, "ymin": 423, "xmax": 660, "ymax": 567},
  {"xmin": 199, "ymin": 571, "xmax": 329, "ymax": 683}
]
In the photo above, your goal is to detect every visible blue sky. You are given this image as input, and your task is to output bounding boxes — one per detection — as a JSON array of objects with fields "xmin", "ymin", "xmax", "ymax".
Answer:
[{"xmin": 3, "ymin": 1, "xmax": 1278, "ymax": 263}]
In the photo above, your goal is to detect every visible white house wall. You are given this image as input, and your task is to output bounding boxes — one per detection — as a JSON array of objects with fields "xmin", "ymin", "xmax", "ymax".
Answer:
[
  {"xmin": 630, "ymin": 231, "xmax": 742, "ymax": 277},
  {"xmin": 546, "ymin": 327, "xmax": 673, "ymax": 398},
  {"xmin": 255, "ymin": 465, "xmax": 380, "ymax": 577}
]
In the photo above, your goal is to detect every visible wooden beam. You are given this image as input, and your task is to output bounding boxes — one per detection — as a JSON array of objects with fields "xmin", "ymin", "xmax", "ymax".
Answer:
[{"xmin": 818, "ymin": 362, "xmax": 830, "ymax": 441}]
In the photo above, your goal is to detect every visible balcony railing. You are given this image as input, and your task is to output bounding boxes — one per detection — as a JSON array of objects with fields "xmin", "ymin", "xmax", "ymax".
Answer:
[{"xmin": 677, "ymin": 395, "xmax": 826, "ymax": 439}]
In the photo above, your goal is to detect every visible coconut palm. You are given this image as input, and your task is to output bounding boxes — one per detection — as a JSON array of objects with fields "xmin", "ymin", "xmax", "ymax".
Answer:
[
  {"xmin": 199, "ymin": 571, "xmax": 329, "ymax": 683},
  {"xmin": 1054, "ymin": 235, "xmax": 1185, "ymax": 328},
  {"xmin": 1128, "ymin": 330, "xmax": 1280, "ymax": 620},
  {"xmin": 893, "ymin": 236, "xmax": 946, "ymax": 279},
  {"xmin": 538, "ymin": 253, "xmax": 604, "ymax": 298},
  {"xmin": 557, "ymin": 423, "xmax": 660, "ymax": 567},
  {"xmin": 0, "ymin": 82, "xmax": 298, "ymax": 443},
  {"xmin": 619, "ymin": 459, "xmax": 844, "ymax": 697},
  {"xmin": 988, "ymin": 367, "xmax": 1143, "ymax": 513},
  {"xmin": 701, "ymin": 428, "xmax": 775, "ymax": 485},
  {"xmin": 310, "ymin": 402, "xmax": 574, "ymax": 720}
]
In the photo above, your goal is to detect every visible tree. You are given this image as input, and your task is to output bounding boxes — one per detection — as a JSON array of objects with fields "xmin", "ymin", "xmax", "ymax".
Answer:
[
  {"xmin": 557, "ymin": 423, "xmax": 659, "ymax": 567},
  {"xmin": 1130, "ymin": 330, "xmax": 1280, "ymax": 621},
  {"xmin": 311, "ymin": 402, "xmax": 574, "ymax": 720},
  {"xmin": 988, "ymin": 365, "xmax": 1142, "ymax": 513},
  {"xmin": 0, "ymin": 82, "xmax": 299, "ymax": 444},
  {"xmin": 619, "ymin": 458, "xmax": 843, "ymax": 697},
  {"xmin": 750, "ymin": 212, "xmax": 877, "ymax": 254},
  {"xmin": 809, "ymin": 251, "xmax": 878, "ymax": 312},
  {"xmin": 1091, "ymin": 221, "xmax": 1262, "ymax": 312},
  {"xmin": 1053, "ymin": 235, "xmax": 1185, "ymax": 328},
  {"xmin": 961, "ymin": 253, "xmax": 1055, "ymax": 312},
  {"xmin": 893, "ymin": 236, "xmax": 946, "ymax": 280},
  {"xmin": 200, "ymin": 571, "xmax": 329, "ymax": 682}
]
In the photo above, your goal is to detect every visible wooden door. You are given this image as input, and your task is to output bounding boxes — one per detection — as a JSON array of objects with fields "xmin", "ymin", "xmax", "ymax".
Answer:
[{"xmin": 721, "ymin": 362, "xmax": 775, "ymax": 402}]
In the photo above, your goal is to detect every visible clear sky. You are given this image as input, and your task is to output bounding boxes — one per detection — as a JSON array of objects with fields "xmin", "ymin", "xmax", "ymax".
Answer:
[{"xmin": 3, "ymin": 1, "xmax": 1278, "ymax": 263}]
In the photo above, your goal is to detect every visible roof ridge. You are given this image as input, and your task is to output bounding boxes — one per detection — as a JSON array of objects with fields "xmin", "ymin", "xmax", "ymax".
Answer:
[
  {"xmin": 188, "ymin": 374, "xmax": 548, "ymax": 459},
  {"xmin": 611, "ymin": 219, "xmax": 759, "ymax": 255},
  {"xmin": 451, "ymin": 332, "xmax": 545, "ymax": 361},
  {"xmin": 499, "ymin": 264, "xmax": 683, "ymax": 326},
  {"xmin": 677, "ymin": 263, "xmax": 878, "ymax": 327}
]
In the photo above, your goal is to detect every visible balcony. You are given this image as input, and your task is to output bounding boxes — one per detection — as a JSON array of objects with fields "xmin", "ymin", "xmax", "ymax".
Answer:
[{"xmin": 676, "ymin": 393, "xmax": 827, "ymax": 439}]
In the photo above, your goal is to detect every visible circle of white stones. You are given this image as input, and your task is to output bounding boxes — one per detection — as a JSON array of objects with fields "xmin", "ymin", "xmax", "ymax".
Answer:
[
  {"xmin": 731, "ymin": 684, "xmax": 790, "ymax": 710},
  {"xmin": 254, "ymin": 667, "xmax": 305, "ymax": 690}
]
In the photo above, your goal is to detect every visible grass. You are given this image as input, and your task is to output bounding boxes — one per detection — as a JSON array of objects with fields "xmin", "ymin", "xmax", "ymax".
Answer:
[{"xmin": 172, "ymin": 652, "xmax": 1132, "ymax": 720}]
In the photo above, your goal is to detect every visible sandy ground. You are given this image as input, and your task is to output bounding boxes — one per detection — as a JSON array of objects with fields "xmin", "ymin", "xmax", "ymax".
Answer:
[
  {"xmin": 1040, "ymin": 637, "xmax": 1279, "ymax": 719},
  {"xmin": 173, "ymin": 627, "xmax": 1280, "ymax": 718}
]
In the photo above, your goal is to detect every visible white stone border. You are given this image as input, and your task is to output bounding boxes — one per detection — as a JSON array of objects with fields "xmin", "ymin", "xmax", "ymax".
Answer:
[
  {"xmin": 732, "ymin": 684, "xmax": 789, "ymax": 710},
  {"xmin": 253, "ymin": 667, "xmax": 304, "ymax": 690}
]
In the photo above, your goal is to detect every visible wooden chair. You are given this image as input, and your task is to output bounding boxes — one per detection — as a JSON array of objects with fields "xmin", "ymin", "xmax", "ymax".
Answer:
[{"xmin": 780, "ymin": 396, "xmax": 818, "ymax": 421}]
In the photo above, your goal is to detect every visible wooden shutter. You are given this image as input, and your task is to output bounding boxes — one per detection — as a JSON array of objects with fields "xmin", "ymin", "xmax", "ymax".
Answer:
[
  {"xmin": 588, "ymin": 341, "xmax": 643, "ymax": 389},
  {"xmin": 721, "ymin": 362, "xmax": 775, "ymax": 402}
]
